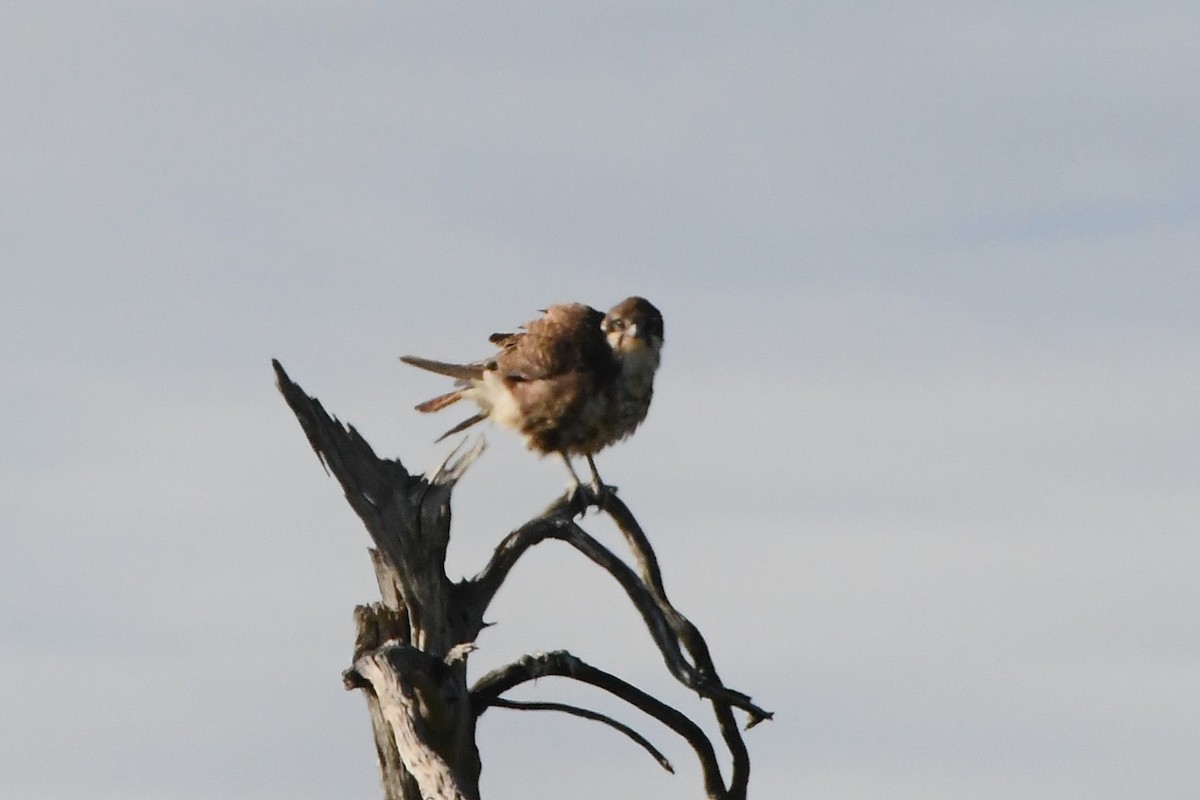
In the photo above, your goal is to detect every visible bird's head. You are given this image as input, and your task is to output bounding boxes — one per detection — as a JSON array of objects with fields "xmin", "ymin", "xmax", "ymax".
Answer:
[{"xmin": 602, "ymin": 296, "xmax": 664, "ymax": 356}]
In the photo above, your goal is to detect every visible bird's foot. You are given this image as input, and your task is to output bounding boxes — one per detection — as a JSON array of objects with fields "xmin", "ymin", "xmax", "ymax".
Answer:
[
  {"xmin": 565, "ymin": 481, "xmax": 617, "ymax": 514},
  {"xmin": 559, "ymin": 454, "xmax": 617, "ymax": 515},
  {"xmin": 583, "ymin": 455, "xmax": 615, "ymax": 511},
  {"xmin": 591, "ymin": 479, "xmax": 618, "ymax": 507}
]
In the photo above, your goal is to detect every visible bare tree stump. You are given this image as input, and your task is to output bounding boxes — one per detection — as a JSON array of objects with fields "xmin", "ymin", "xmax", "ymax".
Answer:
[{"xmin": 274, "ymin": 359, "xmax": 770, "ymax": 800}]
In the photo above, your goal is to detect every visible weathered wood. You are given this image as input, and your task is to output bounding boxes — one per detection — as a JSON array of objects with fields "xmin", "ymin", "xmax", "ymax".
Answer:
[
  {"xmin": 275, "ymin": 360, "xmax": 483, "ymax": 799},
  {"xmin": 354, "ymin": 645, "xmax": 477, "ymax": 800},
  {"xmin": 273, "ymin": 359, "xmax": 769, "ymax": 800}
]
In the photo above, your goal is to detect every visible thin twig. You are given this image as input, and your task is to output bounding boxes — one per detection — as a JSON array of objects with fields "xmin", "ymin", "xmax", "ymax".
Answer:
[{"xmin": 486, "ymin": 698, "xmax": 674, "ymax": 773}]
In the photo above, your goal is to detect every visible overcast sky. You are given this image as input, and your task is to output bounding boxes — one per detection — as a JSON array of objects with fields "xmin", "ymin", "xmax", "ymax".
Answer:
[{"xmin": 3, "ymin": 3, "xmax": 1198, "ymax": 799}]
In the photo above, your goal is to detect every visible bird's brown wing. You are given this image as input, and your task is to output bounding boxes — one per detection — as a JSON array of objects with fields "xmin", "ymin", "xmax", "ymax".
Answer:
[{"xmin": 494, "ymin": 303, "xmax": 610, "ymax": 382}]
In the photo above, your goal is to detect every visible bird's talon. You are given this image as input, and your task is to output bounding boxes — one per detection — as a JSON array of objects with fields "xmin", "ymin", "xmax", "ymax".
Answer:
[
  {"xmin": 588, "ymin": 482, "xmax": 618, "ymax": 510},
  {"xmin": 563, "ymin": 483, "xmax": 590, "ymax": 513},
  {"xmin": 564, "ymin": 482, "xmax": 617, "ymax": 514}
]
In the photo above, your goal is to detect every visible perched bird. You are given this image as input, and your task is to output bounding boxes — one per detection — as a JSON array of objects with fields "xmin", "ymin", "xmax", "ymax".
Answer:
[{"xmin": 400, "ymin": 297, "xmax": 664, "ymax": 494}]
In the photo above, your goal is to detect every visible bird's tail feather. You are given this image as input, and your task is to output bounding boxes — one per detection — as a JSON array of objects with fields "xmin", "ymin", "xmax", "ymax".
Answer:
[
  {"xmin": 401, "ymin": 355, "xmax": 488, "ymax": 442},
  {"xmin": 436, "ymin": 413, "xmax": 487, "ymax": 442},
  {"xmin": 415, "ymin": 389, "xmax": 465, "ymax": 413},
  {"xmin": 400, "ymin": 355, "xmax": 485, "ymax": 381}
]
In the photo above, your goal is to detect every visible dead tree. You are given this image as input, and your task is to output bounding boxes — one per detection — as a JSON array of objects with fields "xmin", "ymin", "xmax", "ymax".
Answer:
[{"xmin": 273, "ymin": 359, "xmax": 770, "ymax": 800}]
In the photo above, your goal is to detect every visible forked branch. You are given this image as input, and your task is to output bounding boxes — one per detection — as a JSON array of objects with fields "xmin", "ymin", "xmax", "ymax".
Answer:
[
  {"xmin": 465, "ymin": 492, "xmax": 770, "ymax": 800},
  {"xmin": 470, "ymin": 497, "xmax": 771, "ymax": 721}
]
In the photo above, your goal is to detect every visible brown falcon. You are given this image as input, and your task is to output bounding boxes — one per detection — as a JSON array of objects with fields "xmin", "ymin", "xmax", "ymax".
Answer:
[{"xmin": 400, "ymin": 296, "xmax": 664, "ymax": 494}]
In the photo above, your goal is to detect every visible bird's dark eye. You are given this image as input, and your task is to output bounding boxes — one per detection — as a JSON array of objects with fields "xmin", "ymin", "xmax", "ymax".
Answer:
[{"xmin": 611, "ymin": 318, "xmax": 626, "ymax": 330}]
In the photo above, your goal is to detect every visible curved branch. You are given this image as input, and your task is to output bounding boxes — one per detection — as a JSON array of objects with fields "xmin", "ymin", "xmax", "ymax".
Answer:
[
  {"xmin": 469, "ymin": 515, "xmax": 562, "ymax": 612},
  {"xmin": 602, "ymin": 494, "xmax": 772, "ymax": 798},
  {"xmin": 465, "ymin": 501, "xmax": 768, "ymax": 724},
  {"xmin": 485, "ymin": 698, "xmax": 673, "ymax": 773},
  {"xmin": 474, "ymin": 514, "xmax": 715, "ymax": 691},
  {"xmin": 472, "ymin": 650, "xmax": 727, "ymax": 800},
  {"xmin": 469, "ymin": 488, "xmax": 602, "ymax": 607}
]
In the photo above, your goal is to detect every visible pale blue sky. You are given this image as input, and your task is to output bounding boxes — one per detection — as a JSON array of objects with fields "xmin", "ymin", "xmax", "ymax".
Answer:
[{"xmin": 3, "ymin": 3, "xmax": 1198, "ymax": 799}]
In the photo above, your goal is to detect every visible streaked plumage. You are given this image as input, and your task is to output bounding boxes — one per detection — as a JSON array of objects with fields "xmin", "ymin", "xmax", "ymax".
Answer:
[{"xmin": 401, "ymin": 297, "xmax": 664, "ymax": 492}]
